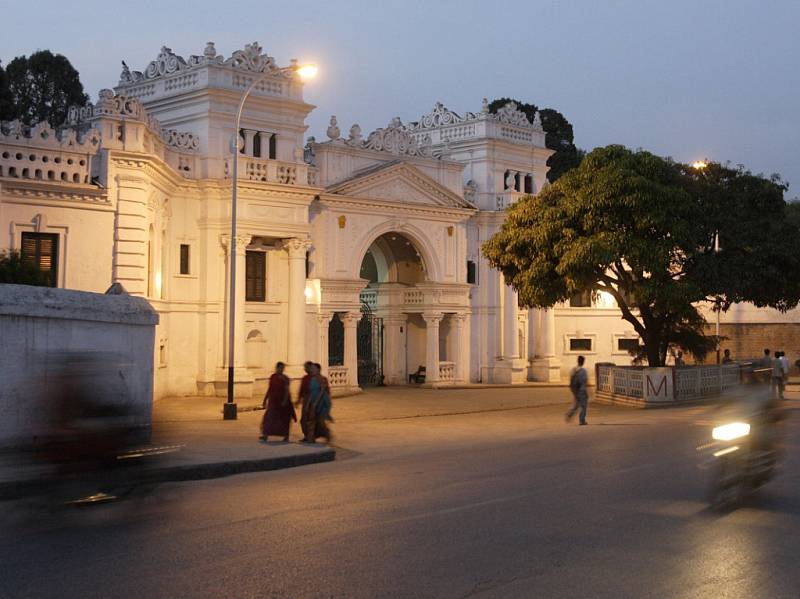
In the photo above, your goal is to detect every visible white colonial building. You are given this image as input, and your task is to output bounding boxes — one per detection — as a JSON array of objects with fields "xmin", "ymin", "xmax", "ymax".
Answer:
[{"xmin": 2, "ymin": 41, "xmax": 793, "ymax": 401}]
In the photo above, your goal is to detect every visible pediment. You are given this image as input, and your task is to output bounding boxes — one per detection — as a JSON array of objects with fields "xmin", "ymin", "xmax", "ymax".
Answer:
[{"xmin": 325, "ymin": 161, "xmax": 474, "ymax": 209}]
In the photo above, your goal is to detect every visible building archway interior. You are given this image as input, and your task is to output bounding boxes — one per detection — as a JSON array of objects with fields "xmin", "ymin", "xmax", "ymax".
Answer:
[{"xmin": 328, "ymin": 232, "xmax": 452, "ymax": 385}]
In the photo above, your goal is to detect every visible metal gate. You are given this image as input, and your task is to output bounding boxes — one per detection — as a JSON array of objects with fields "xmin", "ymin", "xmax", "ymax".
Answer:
[{"xmin": 357, "ymin": 301, "xmax": 384, "ymax": 386}]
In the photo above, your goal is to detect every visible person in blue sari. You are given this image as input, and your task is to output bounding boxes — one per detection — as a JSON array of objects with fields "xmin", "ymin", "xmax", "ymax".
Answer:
[{"xmin": 301, "ymin": 363, "xmax": 332, "ymax": 443}]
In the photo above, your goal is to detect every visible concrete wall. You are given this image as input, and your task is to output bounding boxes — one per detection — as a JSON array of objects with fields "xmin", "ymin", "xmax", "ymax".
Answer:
[{"xmin": 0, "ymin": 284, "xmax": 158, "ymax": 448}]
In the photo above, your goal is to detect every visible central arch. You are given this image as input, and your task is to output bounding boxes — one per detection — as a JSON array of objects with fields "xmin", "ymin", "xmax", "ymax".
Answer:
[{"xmin": 350, "ymin": 222, "xmax": 441, "ymax": 282}]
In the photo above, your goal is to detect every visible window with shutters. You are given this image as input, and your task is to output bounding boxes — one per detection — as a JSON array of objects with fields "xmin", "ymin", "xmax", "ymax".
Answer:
[
  {"xmin": 467, "ymin": 260, "xmax": 477, "ymax": 284},
  {"xmin": 245, "ymin": 250, "xmax": 266, "ymax": 301},
  {"xmin": 20, "ymin": 232, "xmax": 59, "ymax": 287}
]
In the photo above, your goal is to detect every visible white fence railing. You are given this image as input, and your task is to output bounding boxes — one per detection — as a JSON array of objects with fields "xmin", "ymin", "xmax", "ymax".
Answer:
[
  {"xmin": 596, "ymin": 363, "xmax": 742, "ymax": 405},
  {"xmin": 438, "ymin": 361, "xmax": 455, "ymax": 382},
  {"xmin": 328, "ymin": 366, "xmax": 348, "ymax": 387}
]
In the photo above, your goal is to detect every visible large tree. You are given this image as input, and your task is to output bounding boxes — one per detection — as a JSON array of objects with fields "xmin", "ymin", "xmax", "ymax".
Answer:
[
  {"xmin": 487, "ymin": 98, "xmax": 582, "ymax": 183},
  {"xmin": 3, "ymin": 50, "xmax": 88, "ymax": 126},
  {"xmin": 0, "ymin": 61, "xmax": 12, "ymax": 120},
  {"xmin": 482, "ymin": 145, "xmax": 800, "ymax": 366}
]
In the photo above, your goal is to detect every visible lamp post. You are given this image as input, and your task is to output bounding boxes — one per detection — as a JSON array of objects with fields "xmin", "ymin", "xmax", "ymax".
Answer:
[{"xmin": 223, "ymin": 60, "xmax": 317, "ymax": 421}]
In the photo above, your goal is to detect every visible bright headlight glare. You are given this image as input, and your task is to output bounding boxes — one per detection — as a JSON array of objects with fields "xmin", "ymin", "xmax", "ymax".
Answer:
[{"xmin": 712, "ymin": 422, "xmax": 750, "ymax": 441}]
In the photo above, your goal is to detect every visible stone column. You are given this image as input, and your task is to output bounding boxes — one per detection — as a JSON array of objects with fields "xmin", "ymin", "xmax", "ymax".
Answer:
[
  {"xmin": 216, "ymin": 233, "xmax": 254, "ymax": 398},
  {"xmin": 342, "ymin": 312, "xmax": 360, "ymax": 389},
  {"xmin": 221, "ymin": 233, "xmax": 251, "ymax": 369},
  {"xmin": 243, "ymin": 130, "xmax": 256, "ymax": 157},
  {"xmin": 423, "ymin": 312, "xmax": 442, "ymax": 386},
  {"xmin": 502, "ymin": 279, "xmax": 520, "ymax": 359},
  {"xmin": 530, "ymin": 307, "xmax": 561, "ymax": 382},
  {"xmin": 452, "ymin": 313, "xmax": 469, "ymax": 383},
  {"xmin": 383, "ymin": 314, "xmax": 408, "ymax": 385},
  {"xmin": 282, "ymin": 238, "xmax": 312, "ymax": 378},
  {"xmin": 317, "ymin": 312, "xmax": 333, "ymax": 376}
]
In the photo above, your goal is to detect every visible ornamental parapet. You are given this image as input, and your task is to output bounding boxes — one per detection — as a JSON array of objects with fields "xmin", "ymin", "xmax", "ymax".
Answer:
[
  {"xmin": 405, "ymin": 99, "xmax": 546, "ymax": 149},
  {"xmin": 114, "ymin": 42, "xmax": 306, "ymax": 103},
  {"xmin": 0, "ymin": 120, "xmax": 101, "ymax": 185}
]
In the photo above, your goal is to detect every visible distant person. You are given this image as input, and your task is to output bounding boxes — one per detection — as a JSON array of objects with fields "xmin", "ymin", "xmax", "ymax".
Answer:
[
  {"xmin": 566, "ymin": 356, "xmax": 589, "ymax": 426},
  {"xmin": 771, "ymin": 351, "xmax": 785, "ymax": 400},
  {"xmin": 260, "ymin": 362, "xmax": 296, "ymax": 443},
  {"xmin": 779, "ymin": 351, "xmax": 790, "ymax": 397},
  {"xmin": 674, "ymin": 350, "xmax": 685, "ymax": 367},
  {"xmin": 761, "ymin": 349, "xmax": 772, "ymax": 369},
  {"xmin": 722, "ymin": 349, "xmax": 733, "ymax": 364}
]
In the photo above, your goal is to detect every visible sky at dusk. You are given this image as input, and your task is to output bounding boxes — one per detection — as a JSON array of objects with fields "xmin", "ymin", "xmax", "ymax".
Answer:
[{"xmin": 1, "ymin": 0, "xmax": 797, "ymax": 194}]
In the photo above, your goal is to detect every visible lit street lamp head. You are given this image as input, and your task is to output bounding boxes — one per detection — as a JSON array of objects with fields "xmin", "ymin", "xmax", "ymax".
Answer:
[
  {"xmin": 691, "ymin": 160, "xmax": 708, "ymax": 169},
  {"xmin": 296, "ymin": 64, "xmax": 318, "ymax": 81}
]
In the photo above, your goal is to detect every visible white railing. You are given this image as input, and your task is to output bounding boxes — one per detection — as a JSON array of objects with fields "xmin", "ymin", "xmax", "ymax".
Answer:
[
  {"xmin": 596, "ymin": 363, "xmax": 742, "ymax": 404},
  {"xmin": 674, "ymin": 364, "xmax": 740, "ymax": 401},
  {"xmin": 328, "ymin": 366, "xmax": 348, "ymax": 387},
  {"xmin": 360, "ymin": 289, "xmax": 377, "ymax": 310},
  {"xmin": 226, "ymin": 156, "xmax": 300, "ymax": 185},
  {"xmin": 404, "ymin": 289, "xmax": 424, "ymax": 305},
  {"xmin": 438, "ymin": 361, "xmax": 455, "ymax": 382}
]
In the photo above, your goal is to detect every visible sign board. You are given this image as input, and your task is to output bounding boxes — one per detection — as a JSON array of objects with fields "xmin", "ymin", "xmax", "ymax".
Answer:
[{"xmin": 644, "ymin": 367, "xmax": 673, "ymax": 402}]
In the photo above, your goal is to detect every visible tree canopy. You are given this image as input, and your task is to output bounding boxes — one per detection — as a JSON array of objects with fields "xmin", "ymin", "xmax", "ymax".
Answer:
[
  {"xmin": 2, "ymin": 50, "xmax": 88, "ymax": 126},
  {"xmin": 487, "ymin": 98, "xmax": 582, "ymax": 183},
  {"xmin": 482, "ymin": 145, "xmax": 800, "ymax": 366}
]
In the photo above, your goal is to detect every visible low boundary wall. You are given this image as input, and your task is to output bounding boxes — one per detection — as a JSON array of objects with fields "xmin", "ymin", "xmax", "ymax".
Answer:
[
  {"xmin": 0, "ymin": 284, "xmax": 158, "ymax": 448},
  {"xmin": 594, "ymin": 363, "xmax": 741, "ymax": 408}
]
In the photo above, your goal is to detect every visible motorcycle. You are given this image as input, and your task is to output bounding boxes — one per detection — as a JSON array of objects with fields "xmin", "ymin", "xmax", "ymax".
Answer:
[{"xmin": 703, "ymin": 385, "xmax": 784, "ymax": 510}]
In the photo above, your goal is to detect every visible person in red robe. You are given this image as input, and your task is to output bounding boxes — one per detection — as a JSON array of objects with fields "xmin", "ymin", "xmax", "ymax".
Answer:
[{"xmin": 260, "ymin": 362, "xmax": 296, "ymax": 442}]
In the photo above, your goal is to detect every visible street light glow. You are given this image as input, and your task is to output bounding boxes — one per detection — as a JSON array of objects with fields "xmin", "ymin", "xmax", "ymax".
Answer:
[
  {"xmin": 691, "ymin": 160, "xmax": 708, "ymax": 169},
  {"xmin": 296, "ymin": 64, "xmax": 318, "ymax": 81}
]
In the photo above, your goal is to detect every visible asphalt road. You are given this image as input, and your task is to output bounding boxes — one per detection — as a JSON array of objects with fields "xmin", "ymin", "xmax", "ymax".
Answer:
[{"xmin": 2, "ymin": 389, "xmax": 799, "ymax": 599}]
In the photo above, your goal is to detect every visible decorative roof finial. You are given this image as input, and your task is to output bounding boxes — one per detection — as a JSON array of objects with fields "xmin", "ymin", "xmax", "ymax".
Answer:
[
  {"xmin": 326, "ymin": 116, "xmax": 340, "ymax": 140},
  {"xmin": 204, "ymin": 42, "xmax": 217, "ymax": 58}
]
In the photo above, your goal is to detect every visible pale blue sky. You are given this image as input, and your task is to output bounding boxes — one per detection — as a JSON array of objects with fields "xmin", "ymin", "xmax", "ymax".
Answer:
[{"xmin": 1, "ymin": 0, "xmax": 797, "ymax": 192}]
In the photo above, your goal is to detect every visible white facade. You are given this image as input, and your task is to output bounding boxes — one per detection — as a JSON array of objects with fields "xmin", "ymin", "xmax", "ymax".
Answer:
[{"xmin": 3, "ymin": 40, "xmax": 787, "ymax": 399}]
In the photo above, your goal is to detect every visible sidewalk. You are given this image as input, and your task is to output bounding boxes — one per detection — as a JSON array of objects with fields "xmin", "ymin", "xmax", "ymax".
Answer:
[{"xmin": 0, "ymin": 397, "xmax": 334, "ymax": 500}]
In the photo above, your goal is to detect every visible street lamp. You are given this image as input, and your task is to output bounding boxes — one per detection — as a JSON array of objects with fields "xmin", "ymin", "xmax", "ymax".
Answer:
[
  {"xmin": 691, "ymin": 159, "xmax": 722, "ymax": 364},
  {"xmin": 224, "ymin": 60, "xmax": 318, "ymax": 421}
]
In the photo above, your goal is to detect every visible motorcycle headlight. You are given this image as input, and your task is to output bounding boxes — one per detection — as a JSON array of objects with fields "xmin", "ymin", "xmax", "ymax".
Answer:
[{"xmin": 712, "ymin": 422, "xmax": 750, "ymax": 441}]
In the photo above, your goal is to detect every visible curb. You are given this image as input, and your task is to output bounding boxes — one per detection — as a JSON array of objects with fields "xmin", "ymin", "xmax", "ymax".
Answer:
[{"xmin": 0, "ymin": 448, "xmax": 335, "ymax": 501}]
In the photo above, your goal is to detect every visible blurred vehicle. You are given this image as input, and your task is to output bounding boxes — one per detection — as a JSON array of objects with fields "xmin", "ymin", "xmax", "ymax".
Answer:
[
  {"xmin": 702, "ymin": 367, "xmax": 785, "ymax": 510},
  {"xmin": 25, "ymin": 352, "xmax": 179, "ymax": 505}
]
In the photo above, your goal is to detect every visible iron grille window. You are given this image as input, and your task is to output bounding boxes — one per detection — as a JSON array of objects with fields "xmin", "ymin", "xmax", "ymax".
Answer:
[
  {"xmin": 179, "ymin": 244, "xmax": 190, "ymax": 275},
  {"xmin": 20, "ymin": 232, "xmax": 58, "ymax": 287},
  {"xmin": 245, "ymin": 251, "xmax": 266, "ymax": 301},
  {"xmin": 569, "ymin": 338, "xmax": 592, "ymax": 352}
]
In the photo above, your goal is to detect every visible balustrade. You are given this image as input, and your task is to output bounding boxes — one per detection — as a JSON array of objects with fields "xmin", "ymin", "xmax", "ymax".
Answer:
[
  {"xmin": 438, "ymin": 361, "xmax": 455, "ymax": 382},
  {"xmin": 328, "ymin": 366, "xmax": 348, "ymax": 387},
  {"xmin": 228, "ymin": 156, "xmax": 301, "ymax": 185}
]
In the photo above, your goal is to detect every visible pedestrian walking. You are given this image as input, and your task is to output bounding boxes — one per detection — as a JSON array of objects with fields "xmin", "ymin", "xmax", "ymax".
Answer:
[
  {"xmin": 674, "ymin": 350, "xmax": 685, "ymax": 366},
  {"xmin": 771, "ymin": 352, "xmax": 785, "ymax": 400},
  {"xmin": 761, "ymin": 348, "xmax": 772, "ymax": 369},
  {"xmin": 779, "ymin": 351, "xmax": 789, "ymax": 398},
  {"xmin": 298, "ymin": 363, "xmax": 333, "ymax": 443},
  {"xmin": 722, "ymin": 349, "xmax": 733, "ymax": 364},
  {"xmin": 296, "ymin": 361, "xmax": 314, "ymax": 441},
  {"xmin": 566, "ymin": 355, "xmax": 589, "ymax": 426},
  {"xmin": 259, "ymin": 362, "xmax": 296, "ymax": 442}
]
